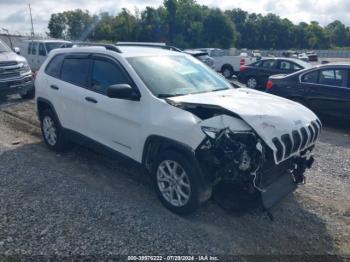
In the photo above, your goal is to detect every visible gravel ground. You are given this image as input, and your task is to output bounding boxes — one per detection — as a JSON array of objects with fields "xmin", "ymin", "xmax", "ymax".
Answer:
[{"xmin": 0, "ymin": 96, "xmax": 349, "ymax": 258}]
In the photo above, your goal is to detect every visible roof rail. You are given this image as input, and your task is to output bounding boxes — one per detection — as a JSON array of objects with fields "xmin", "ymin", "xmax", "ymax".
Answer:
[
  {"xmin": 66, "ymin": 42, "xmax": 122, "ymax": 53},
  {"xmin": 115, "ymin": 42, "xmax": 182, "ymax": 52}
]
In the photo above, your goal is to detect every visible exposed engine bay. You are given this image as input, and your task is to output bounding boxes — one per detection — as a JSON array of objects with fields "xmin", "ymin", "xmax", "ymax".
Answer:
[{"xmin": 195, "ymin": 125, "xmax": 316, "ymax": 209}]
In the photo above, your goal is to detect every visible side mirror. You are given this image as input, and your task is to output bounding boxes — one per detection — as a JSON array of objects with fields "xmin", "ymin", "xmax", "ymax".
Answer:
[
  {"xmin": 13, "ymin": 47, "xmax": 20, "ymax": 54},
  {"xmin": 106, "ymin": 84, "xmax": 140, "ymax": 100}
]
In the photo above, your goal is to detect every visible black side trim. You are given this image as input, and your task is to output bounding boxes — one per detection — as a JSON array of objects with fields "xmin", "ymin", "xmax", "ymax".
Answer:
[{"xmin": 64, "ymin": 128, "xmax": 141, "ymax": 166}]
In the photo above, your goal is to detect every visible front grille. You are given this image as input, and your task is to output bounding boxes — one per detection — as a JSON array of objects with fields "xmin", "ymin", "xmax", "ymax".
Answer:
[
  {"xmin": 0, "ymin": 61, "xmax": 22, "ymax": 80},
  {"xmin": 272, "ymin": 120, "xmax": 321, "ymax": 162},
  {"xmin": 0, "ymin": 61, "xmax": 17, "ymax": 66}
]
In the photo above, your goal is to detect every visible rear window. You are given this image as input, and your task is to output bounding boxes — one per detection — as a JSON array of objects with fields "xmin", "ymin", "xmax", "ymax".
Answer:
[
  {"xmin": 45, "ymin": 54, "xmax": 64, "ymax": 78},
  {"xmin": 61, "ymin": 58, "xmax": 89, "ymax": 88},
  {"xmin": 261, "ymin": 60, "xmax": 276, "ymax": 69}
]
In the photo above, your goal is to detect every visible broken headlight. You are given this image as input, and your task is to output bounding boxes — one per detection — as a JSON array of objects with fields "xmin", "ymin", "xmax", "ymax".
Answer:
[{"xmin": 201, "ymin": 126, "xmax": 221, "ymax": 139}]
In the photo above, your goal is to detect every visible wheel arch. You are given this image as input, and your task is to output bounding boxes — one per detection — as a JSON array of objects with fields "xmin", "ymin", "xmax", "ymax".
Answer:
[
  {"xmin": 36, "ymin": 97, "xmax": 61, "ymax": 127},
  {"xmin": 142, "ymin": 135, "xmax": 194, "ymax": 172},
  {"xmin": 221, "ymin": 63, "xmax": 234, "ymax": 72},
  {"xmin": 142, "ymin": 135, "xmax": 212, "ymax": 203}
]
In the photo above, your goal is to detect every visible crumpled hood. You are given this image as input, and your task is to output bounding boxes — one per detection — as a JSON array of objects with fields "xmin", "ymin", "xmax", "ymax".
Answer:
[{"xmin": 168, "ymin": 88, "xmax": 320, "ymax": 160}]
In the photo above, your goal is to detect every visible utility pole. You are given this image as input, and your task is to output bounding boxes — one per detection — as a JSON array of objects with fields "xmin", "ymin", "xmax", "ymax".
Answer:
[{"xmin": 29, "ymin": 4, "xmax": 35, "ymax": 38}]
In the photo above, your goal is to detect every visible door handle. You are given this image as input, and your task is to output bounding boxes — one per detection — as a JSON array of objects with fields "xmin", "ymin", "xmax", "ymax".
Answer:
[
  {"xmin": 50, "ymin": 85, "xmax": 59, "ymax": 90},
  {"xmin": 85, "ymin": 97, "xmax": 98, "ymax": 103}
]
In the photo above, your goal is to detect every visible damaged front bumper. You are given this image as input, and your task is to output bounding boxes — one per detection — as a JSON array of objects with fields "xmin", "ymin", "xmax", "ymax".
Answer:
[{"xmin": 195, "ymin": 127, "xmax": 316, "ymax": 209}]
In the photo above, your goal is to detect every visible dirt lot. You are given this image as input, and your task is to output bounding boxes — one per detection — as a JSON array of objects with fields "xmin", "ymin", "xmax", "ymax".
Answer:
[{"xmin": 0, "ymin": 96, "xmax": 349, "ymax": 259}]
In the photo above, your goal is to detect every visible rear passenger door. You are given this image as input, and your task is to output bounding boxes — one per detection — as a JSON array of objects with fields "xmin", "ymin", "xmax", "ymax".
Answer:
[
  {"xmin": 45, "ymin": 53, "xmax": 91, "ymax": 135},
  {"xmin": 30, "ymin": 42, "xmax": 39, "ymax": 71},
  {"xmin": 303, "ymin": 68, "xmax": 350, "ymax": 119},
  {"xmin": 83, "ymin": 55, "xmax": 143, "ymax": 159},
  {"xmin": 38, "ymin": 43, "xmax": 47, "ymax": 70}
]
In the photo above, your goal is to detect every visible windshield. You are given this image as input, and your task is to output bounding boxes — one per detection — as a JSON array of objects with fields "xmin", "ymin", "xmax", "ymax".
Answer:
[
  {"xmin": 45, "ymin": 42, "xmax": 67, "ymax": 53},
  {"xmin": 127, "ymin": 55, "xmax": 232, "ymax": 97},
  {"xmin": 0, "ymin": 40, "xmax": 11, "ymax": 52}
]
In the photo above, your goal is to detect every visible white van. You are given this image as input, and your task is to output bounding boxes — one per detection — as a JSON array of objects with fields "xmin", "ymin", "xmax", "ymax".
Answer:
[{"xmin": 19, "ymin": 40, "xmax": 71, "ymax": 72}]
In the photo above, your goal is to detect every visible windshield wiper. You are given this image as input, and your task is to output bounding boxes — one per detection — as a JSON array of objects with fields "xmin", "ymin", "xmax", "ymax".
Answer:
[{"xmin": 157, "ymin": 93, "xmax": 186, "ymax": 98}]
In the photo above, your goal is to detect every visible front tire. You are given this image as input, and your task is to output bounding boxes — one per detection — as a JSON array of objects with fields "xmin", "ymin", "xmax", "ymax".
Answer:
[
  {"xmin": 152, "ymin": 150, "xmax": 204, "ymax": 214},
  {"xmin": 40, "ymin": 109, "xmax": 69, "ymax": 152}
]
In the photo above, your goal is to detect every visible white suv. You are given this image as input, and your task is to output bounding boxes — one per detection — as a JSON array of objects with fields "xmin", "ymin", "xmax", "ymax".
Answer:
[{"xmin": 35, "ymin": 44, "xmax": 321, "ymax": 214}]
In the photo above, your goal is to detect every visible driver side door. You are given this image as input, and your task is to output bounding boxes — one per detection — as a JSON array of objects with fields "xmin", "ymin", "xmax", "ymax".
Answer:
[{"xmin": 83, "ymin": 55, "xmax": 144, "ymax": 159}]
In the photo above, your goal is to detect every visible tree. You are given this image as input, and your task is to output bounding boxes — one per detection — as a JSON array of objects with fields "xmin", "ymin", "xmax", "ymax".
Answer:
[
  {"xmin": 202, "ymin": 9, "xmax": 236, "ymax": 48},
  {"xmin": 327, "ymin": 20, "xmax": 348, "ymax": 47},
  {"xmin": 47, "ymin": 3, "xmax": 349, "ymax": 49},
  {"xmin": 48, "ymin": 13, "xmax": 67, "ymax": 39}
]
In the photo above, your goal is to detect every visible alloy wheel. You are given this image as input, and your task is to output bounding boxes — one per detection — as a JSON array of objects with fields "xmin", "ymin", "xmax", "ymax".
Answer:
[
  {"xmin": 156, "ymin": 160, "xmax": 191, "ymax": 207},
  {"xmin": 42, "ymin": 116, "xmax": 57, "ymax": 146}
]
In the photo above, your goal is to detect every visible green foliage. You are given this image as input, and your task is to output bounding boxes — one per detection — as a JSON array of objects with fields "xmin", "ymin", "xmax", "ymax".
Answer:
[{"xmin": 47, "ymin": 3, "xmax": 350, "ymax": 49}]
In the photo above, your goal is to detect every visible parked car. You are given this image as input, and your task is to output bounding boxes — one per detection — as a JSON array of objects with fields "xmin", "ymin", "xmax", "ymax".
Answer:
[
  {"xmin": 198, "ymin": 48, "xmax": 256, "ymax": 79},
  {"xmin": 183, "ymin": 49, "xmax": 214, "ymax": 68},
  {"xmin": 238, "ymin": 58, "xmax": 312, "ymax": 90},
  {"xmin": 306, "ymin": 51, "xmax": 318, "ymax": 62},
  {"xmin": 266, "ymin": 63, "xmax": 350, "ymax": 121},
  {"xmin": 19, "ymin": 39, "xmax": 71, "ymax": 72},
  {"xmin": 0, "ymin": 39, "xmax": 34, "ymax": 99},
  {"xmin": 35, "ymin": 44, "xmax": 321, "ymax": 214},
  {"xmin": 115, "ymin": 43, "xmax": 214, "ymax": 68},
  {"xmin": 298, "ymin": 53, "xmax": 309, "ymax": 62}
]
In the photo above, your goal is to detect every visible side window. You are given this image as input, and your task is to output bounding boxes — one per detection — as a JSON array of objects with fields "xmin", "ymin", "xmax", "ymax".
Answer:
[
  {"xmin": 302, "ymin": 71, "xmax": 318, "ymax": 84},
  {"xmin": 261, "ymin": 60, "xmax": 276, "ymax": 69},
  {"xmin": 38, "ymin": 43, "xmax": 46, "ymax": 56},
  {"xmin": 319, "ymin": 69, "xmax": 348, "ymax": 87},
  {"xmin": 252, "ymin": 61, "xmax": 262, "ymax": 67},
  {"xmin": 31, "ymin": 42, "xmax": 38, "ymax": 55},
  {"xmin": 28, "ymin": 42, "xmax": 32, "ymax": 55},
  {"xmin": 279, "ymin": 61, "xmax": 292, "ymax": 70},
  {"xmin": 61, "ymin": 58, "xmax": 90, "ymax": 88},
  {"xmin": 292, "ymin": 63, "xmax": 302, "ymax": 71},
  {"xmin": 91, "ymin": 59, "xmax": 130, "ymax": 94},
  {"xmin": 45, "ymin": 54, "xmax": 64, "ymax": 78}
]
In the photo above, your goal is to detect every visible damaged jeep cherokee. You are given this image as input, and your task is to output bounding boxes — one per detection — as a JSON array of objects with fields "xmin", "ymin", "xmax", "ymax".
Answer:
[{"xmin": 35, "ymin": 45, "xmax": 321, "ymax": 214}]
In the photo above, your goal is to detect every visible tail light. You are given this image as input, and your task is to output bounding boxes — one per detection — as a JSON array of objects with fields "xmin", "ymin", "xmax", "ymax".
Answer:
[
  {"xmin": 240, "ymin": 58, "xmax": 245, "ymax": 66},
  {"xmin": 240, "ymin": 65, "xmax": 247, "ymax": 72},
  {"xmin": 266, "ymin": 80, "xmax": 274, "ymax": 89}
]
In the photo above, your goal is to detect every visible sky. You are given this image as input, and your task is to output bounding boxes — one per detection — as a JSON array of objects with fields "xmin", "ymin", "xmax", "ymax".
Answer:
[{"xmin": 0, "ymin": 0, "xmax": 350, "ymax": 36}]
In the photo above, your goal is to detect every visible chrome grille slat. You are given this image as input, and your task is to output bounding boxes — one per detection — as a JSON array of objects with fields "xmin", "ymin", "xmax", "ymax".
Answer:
[{"xmin": 273, "ymin": 120, "xmax": 321, "ymax": 162}]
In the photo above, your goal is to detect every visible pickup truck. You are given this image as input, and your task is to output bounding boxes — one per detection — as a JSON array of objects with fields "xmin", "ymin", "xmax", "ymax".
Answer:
[
  {"xmin": 197, "ymin": 48, "xmax": 256, "ymax": 78},
  {"xmin": 0, "ymin": 39, "xmax": 34, "ymax": 99}
]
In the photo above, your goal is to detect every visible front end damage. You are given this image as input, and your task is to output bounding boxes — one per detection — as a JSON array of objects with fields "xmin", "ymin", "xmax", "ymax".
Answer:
[
  {"xmin": 195, "ymin": 127, "xmax": 317, "ymax": 209},
  {"xmin": 166, "ymin": 96, "xmax": 321, "ymax": 210}
]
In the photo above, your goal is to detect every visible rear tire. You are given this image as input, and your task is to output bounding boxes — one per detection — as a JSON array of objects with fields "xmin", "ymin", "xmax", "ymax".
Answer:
[
  {"xmin": 221, "ymin": 65, "xmax": 234, "ymax": 79},
  {"xmin": 152, "ymin": 150, "xmax": 206, "ymax": 214},
  {"xmin": 40, "ymin": 109, "xmax": 69, "ymax": 152},
  {"xmin": 246, "ymin": 77, "xmax": 258, "ymax": 89}
]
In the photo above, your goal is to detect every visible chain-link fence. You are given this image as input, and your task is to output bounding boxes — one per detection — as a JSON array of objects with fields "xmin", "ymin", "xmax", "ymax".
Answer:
[{"xmin": 231, "ymin": 49, "xmax": 350, "ymax": 58}]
